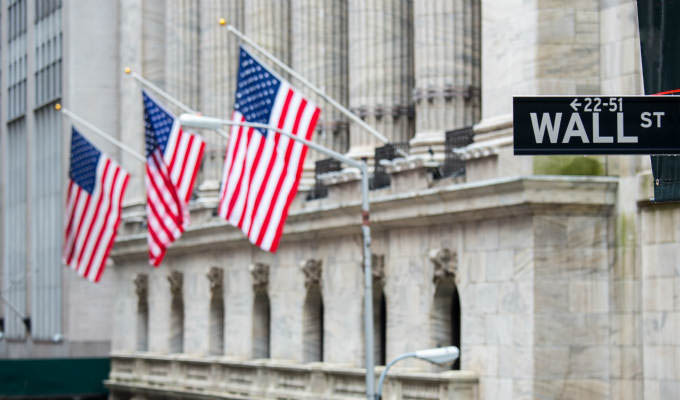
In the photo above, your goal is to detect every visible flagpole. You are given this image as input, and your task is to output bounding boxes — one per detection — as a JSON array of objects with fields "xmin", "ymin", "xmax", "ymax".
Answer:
[
  {"xmin": 178, "ymin": 113, "xmax": 376, "ymax": 400},
  {"xmin": 219, "ymin": 19, "xmax": 406, "ymax": 159},
  {"xmin": 124, "ymin": 68, "xmax": 231, "ymax": 141},
  {"xmin": 57, "ymin": 104, "xmax": 146, "ymax": 163}
]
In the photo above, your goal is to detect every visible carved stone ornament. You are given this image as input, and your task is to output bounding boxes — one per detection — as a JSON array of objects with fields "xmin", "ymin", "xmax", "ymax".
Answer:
[
  {"xmin": 206, "ymin": 267, "xmax": 224, "ymax": 297},
  {"xmin": 167, "ymin": 270, "xmax": 183, "ymax": 299},
  {"xmin": 133, "ymin": 274, "xmax": 148, "ymax": 306},
  {"xmin": 430, "ymin": 248, "xmax": 458, "ymax": 286},
  {"xmin": 300, "ymin": 259, "xmax": 322, "ymax": 289},
  {"xmin": 250, "ymin": 263, "xmax": 270, "ymax": 293},
  {"xmin": 362, "ymin": 253, "xmax": 385, "ymax": 287}
]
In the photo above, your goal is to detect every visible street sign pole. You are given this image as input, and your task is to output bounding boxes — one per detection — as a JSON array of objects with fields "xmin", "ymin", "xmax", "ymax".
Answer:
[{"xmin": 637, "ymin": 0, "xmax": 680, "ymax": 201}]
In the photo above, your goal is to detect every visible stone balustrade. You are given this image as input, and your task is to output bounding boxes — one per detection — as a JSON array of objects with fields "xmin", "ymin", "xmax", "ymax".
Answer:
[{"xmin": 107, "ymin": 353, "xmax": 479, "ymax": 400}]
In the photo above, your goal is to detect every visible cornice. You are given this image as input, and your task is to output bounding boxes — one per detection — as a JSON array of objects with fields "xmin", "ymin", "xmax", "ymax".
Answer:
[{"xmin": 110, "ymin": 175, "xmax": 618, "ymax": 262}]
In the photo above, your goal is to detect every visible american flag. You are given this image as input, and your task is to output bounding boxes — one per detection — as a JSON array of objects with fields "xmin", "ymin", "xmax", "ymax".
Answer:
[
  {"xmin": 218, "ymin": 47, "xmax": 321, "ymax": 252},
  {"xmin": 63, "ymin": 127, "xmax": 130, "ymax": 282},
  {"xmin": 143, "ymin": 90, "xmax": 206, "ymax": 266}
]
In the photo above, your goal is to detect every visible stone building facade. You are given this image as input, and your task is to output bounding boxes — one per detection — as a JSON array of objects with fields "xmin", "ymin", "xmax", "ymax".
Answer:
[{"xmin": 15, "ymin": 0, "xmax": 672, "ymax": 399}]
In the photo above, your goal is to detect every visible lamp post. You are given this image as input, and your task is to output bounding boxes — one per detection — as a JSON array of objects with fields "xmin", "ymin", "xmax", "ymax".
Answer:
[
  {"xmin": 376, "ymin": 346, "xmax": 460, "ymax": 400},
  {"xmin": 178, "ymin": 113, "xmax": 378, "ymax": 400}
]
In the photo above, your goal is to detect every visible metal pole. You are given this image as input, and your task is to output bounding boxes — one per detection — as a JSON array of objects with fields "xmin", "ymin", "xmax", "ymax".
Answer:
[
  {"xmin": 360, "ymin": 163, "xmax": 376, "ymax": 400},
  {"xmin": 178, "ymin": 114, "xmax": 376, "ymax": 399},
  {"xmin": 59, "ymin": 106, "xmax": 146, "ymax": 163},
  {"xmin": 125, "ymin": 69, "xmax": 230, "ymax": 142},
  {"xmin": 222, "ymin": 23, "xmax": 407, "ymax": 158}
]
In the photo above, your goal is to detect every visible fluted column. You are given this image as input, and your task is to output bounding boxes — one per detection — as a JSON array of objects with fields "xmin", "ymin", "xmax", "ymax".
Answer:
[
  {"xmin": 244, "ymin": 0, "xmax": 290, "ymax": 64},
  {"xmin": 347, "ymin": 0, "xmax": 414, "ymax": 160},
  {"xmin": 142, "ymin": 0, "xmax": 166, "ymax": 87},
  {"xmin": 291, "ymin": 0, "xmax": 348, "ymax": 186},
  {"xmin": 198, "ymin": 0, "xmax": 244, "ymax": 200},
  {"xmin": 164, "ymin": 0, "xmax": 200, "ymax": 109},
  {"xmin": 409, "ymin": 0, "xmax": 481, "ymax": 161}
]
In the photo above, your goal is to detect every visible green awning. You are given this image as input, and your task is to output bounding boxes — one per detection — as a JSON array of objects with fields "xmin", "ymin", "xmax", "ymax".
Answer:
[{"xmin": 0, "ymin": 358, "xmax": 109, "ymax": 398}]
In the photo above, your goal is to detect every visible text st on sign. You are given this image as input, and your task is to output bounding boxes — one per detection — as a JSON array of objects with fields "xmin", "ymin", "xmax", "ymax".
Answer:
[{"xmin": 513, "ymin": 96, "xmax": 680, "ymax": 155}]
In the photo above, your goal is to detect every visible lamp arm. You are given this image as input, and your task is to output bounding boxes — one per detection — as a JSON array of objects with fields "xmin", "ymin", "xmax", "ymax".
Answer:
[{"xmin": 375, "ymin": 352, "xmax": 417, "ymax": 400}]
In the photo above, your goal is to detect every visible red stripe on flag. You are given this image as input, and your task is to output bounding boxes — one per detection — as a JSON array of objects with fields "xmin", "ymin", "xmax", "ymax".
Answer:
[
  {"xmin": 184, "ymin": 139, "xmax": 205, "ymax": 203},
  {"xmin": 244, "ymin": 90, "xmax": 295, "ymax": 235},
  {"xmin": 94, "ymin": 172, "xmax": 129, "ymax": 282},
  {"xmin": 74, "ymin": 160, "xmax": 112, "ymax": 269},
  {"xmin": 255, "ymin": 100, "xmax": 309, "ymax": 247},
  {"xmin": 82, "ymin": 166, "xmax": 120, "ymax": 278},
  {"xmin": 168, "ymin": 126, "xmax": 183, "ymax": 172},
  {"xmin": 226, "ymin": 128, "xmax": 254, "ymax": 220},
  {"xmin": 270, "ymin": 107, "xmax": 320, "ymax": 251}
]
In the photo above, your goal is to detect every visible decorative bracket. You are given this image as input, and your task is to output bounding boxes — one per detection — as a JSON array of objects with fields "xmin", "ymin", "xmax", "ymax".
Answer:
[
  {"xmin": 300, "ymin": 259, "xmax": 322, "ymax": 289},
  {"xmin": 362, "ymin": 253, "xmax": 385, "ymax": 288},
  {"xmin": 206, "ymin": 267, "xmax": 224, "ymax": 299},
  {"xmin": 167, "ymin": 270, "xmax": 183, "ymax": 299},
  {"xmin": 430, "ymin": 248, "xmax": 458, "ymax": 286},
  {"xmin": 250, "ymin": 263, "xmax": 270, "ymax": 293},
  {"xmin": 133, "ymin": 273, "xmax": 148, "ymax": 309}
]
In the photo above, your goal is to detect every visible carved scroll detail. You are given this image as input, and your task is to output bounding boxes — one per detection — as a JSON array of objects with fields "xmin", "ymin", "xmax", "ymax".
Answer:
[
  {"xmin": 207, "ymin": 267, "xmax": 224, "ymax": 298},
  {"xmin": 133, "ymin": 273, "xmax": 148, "ymax": 309},
  {"xmin": 430, "ymin": 248, "xmax": 458, "ymax": 286},
  {"xmin": 300, "ymin": 259, "xmax": 322, "ymax": 289},
  {"xmin": 167, "ymin": 270, "xmax": 183, "ymax": 299},
  {"xmin": 250, "ymin": 263, "xmax": 270, "ymax": 293}
]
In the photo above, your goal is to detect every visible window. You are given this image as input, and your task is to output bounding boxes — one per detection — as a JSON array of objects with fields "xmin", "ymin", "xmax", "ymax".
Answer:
[
  {"xmin": 252, "ymin": 292, "xmax": 270, "ymax": 359},
  {"xmin": 374, "ymin": 290, "xmax": 387, "ymax": 366},
  {"xmin": 134, "ymin": 274, "xmax": 148, "ymax": 352},
  {"xmin": 303, "ymin": 285, "xmax": 323, "ymax": 362},
  {"xmin": 207, "ymin": 267, "xmax": 225, "ymax": 356},
  {"xmin": 168, "ymin": 271, "xmax": 183, "ymax": 353},
  {"xmin": 432, "ymin": 283, "xmax": 461, "ymax": 370}
]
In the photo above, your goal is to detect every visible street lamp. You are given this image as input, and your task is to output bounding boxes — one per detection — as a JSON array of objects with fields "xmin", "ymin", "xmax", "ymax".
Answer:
[
  {"xmin": 376, "ymin": 346, "xmax": 459, "ymax": 400},
  {"xmin": 178, "ymin": 113, "xmax": 380, "ymax": 400}
]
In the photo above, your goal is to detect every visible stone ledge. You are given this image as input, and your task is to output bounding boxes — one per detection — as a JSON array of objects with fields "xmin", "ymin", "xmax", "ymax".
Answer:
[
  {"xmin": 111, "ymin": 176, "xmax": 618, "ymax": 262},
  {"xmin": 107, "ymin": 354, "xmax": 479, "ymax": 400}
]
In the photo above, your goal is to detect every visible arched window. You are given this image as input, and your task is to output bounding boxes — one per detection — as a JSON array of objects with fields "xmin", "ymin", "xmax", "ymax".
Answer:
[
  {"xmin": 374, "ymin": 289, "xmax": 387, "ymax": 366},
  {"xmin": 168, "ymin": 271, "xmax": 184, "ymax": 354},
  {"xmin": 431, "ymin": 248, "xmax": 461, "ymax": 370},
  {"xmin": 432, "ymin": 284, "xmax": 461, "ymax": 370},
  {"xmin": 134, "ymin": 274, "xmax": 148, "ymax": 352},
  {"xmin": 302, "ymin": 259, "xmax": 323, "ymax": 363},
  {"xmin": 252, "ymin": 292, "xmax": 271, "ymax": 358},
  {"xmin": 303, "ymin": 285, "xmax": 324, "ymax": 362},
  {"xmin": 207, "ymin": 267, "xmax": 225, "ymax": 356}
]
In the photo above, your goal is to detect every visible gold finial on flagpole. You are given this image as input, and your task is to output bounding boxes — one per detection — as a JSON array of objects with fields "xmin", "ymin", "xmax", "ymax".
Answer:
[
  {"xmin": 219, "ymin": 18, "xmax": 226, "ymax": 26},
  {"xmin": 124, "ymin": 67, "xmax": 131, "ymax": 74},
  {"xmin": 55, "ymin": 103, "xmax": 62, "ymax": 111}
]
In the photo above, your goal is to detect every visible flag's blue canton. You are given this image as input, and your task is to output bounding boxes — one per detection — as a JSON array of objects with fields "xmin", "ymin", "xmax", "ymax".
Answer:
[
  {"xmin": 234, "ymin": 46, "xmax": 281, "ymax": 136},
  {"xmin": 143, "ymin": 90, "xmax": 174, "ymax": 157},
  {"xmin": 69, "ymin": 127, "xmax": 101, "ymax": 195}
]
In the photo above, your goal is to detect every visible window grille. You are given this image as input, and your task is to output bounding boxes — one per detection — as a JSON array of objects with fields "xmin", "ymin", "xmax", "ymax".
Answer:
[
  {"xmin": 307, "ymin": 158, "xmax": 342, "ymax": 200},
  {"xmin": 441, "ymin": 127, "xmax": 474, "ymax": 178}
]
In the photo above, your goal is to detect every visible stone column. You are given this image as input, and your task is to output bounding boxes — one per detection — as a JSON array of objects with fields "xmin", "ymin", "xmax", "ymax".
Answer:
[
  {"xmin": 198, "ymin": 0, "xmax": 243, "ymax": 200},
  {"xmin": 291, "ymin": 0, "xmax": 348, "ymax": 186},
  {"xmin": 409, "ymin": 0, "xmax": 481, "ymax": 161},
  {"xmin": 119, "ymin": 0, "xmax": 145, "ymax": 208},
  {"xmin": 142, "ymin": 0, "xmax": 166, "ymax": 87},
  {"xmin": 347, "ymin": 0, "xmax": 414, "ymax": 160},
  {"xmin": 164, "ymin": 0, "xmax": 200, "ymax": 109},
  {"xmin": 244, "ymin": 0, "xmax": 290, "ymax": 64}
]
